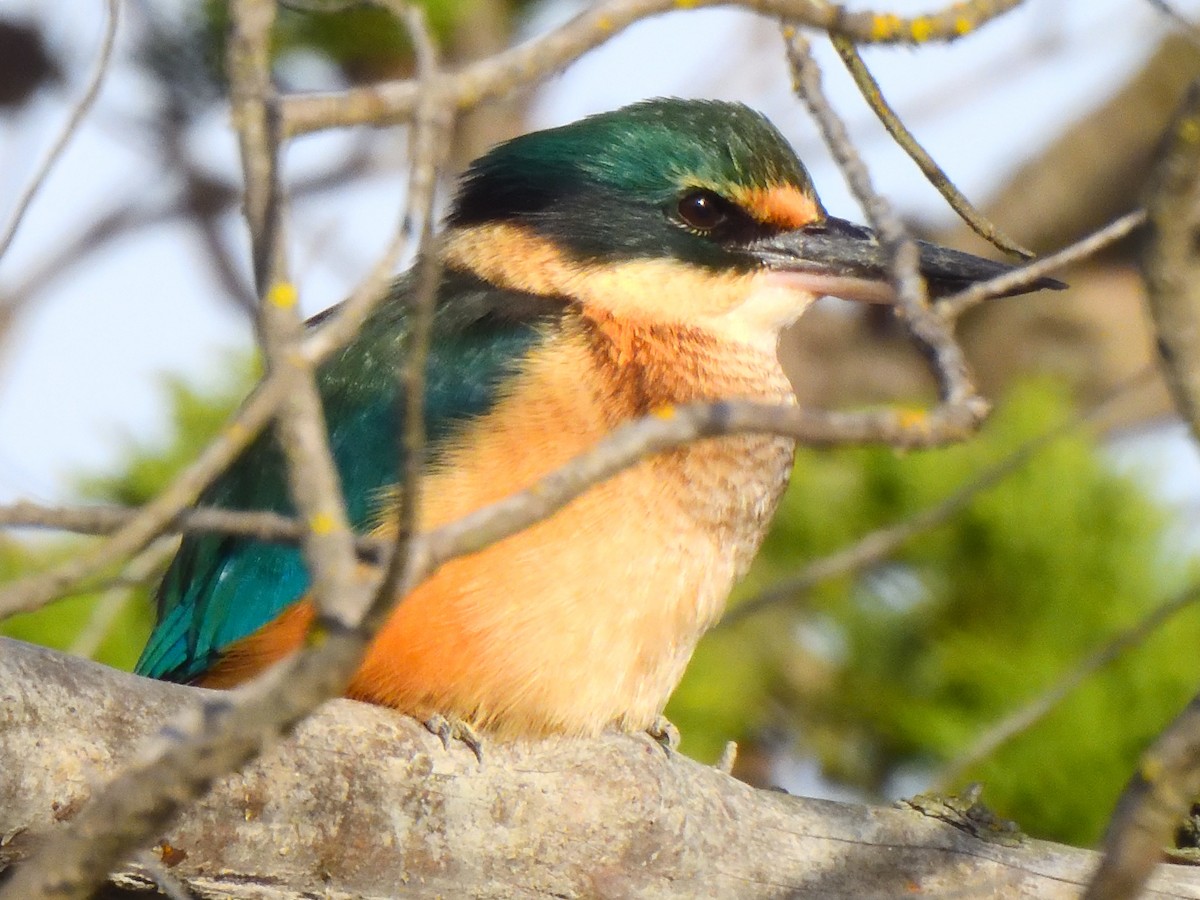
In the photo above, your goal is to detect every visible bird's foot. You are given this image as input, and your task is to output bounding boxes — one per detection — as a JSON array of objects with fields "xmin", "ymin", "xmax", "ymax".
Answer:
[
  {"xmin": 646, "ymin": 715, "xmax": 680, "ymax": 755},
  {"xmin": 424, "ymin": 713, "xmax": 484, "ymax": 764}
]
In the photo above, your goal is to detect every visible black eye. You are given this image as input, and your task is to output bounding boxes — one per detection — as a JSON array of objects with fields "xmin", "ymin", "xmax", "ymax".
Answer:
[{"xmin": 675, "ymin": 189, "xmax": 728, "ymax": 232}]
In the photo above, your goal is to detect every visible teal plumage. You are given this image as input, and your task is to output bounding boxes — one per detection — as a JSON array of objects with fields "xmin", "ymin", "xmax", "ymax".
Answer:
[{"xmin": 135, "ymin": 271, "xmax": 562, "ymax": 682}]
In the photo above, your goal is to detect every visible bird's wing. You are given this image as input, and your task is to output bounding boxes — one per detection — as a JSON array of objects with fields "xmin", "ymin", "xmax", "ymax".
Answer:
[{"xmin": 135, "ymin": 273, "xmax": 563, "ymax": 682}]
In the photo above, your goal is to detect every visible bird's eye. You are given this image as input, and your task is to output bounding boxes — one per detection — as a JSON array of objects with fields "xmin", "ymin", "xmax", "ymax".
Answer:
[{"xmin": 675, "ymin": 190, "xmax": 728, "ymax": 233}]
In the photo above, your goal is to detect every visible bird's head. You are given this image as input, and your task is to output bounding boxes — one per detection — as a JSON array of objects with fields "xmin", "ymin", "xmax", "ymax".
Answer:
[{"xmin": 442, "ymin": 98, "xmax": 1056, "ymax": 350}]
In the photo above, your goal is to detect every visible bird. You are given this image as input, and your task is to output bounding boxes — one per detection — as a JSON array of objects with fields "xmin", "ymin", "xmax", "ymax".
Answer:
[{"xmin": 136, "ymin": 98, "xmax": 1060, "ymax": 743}]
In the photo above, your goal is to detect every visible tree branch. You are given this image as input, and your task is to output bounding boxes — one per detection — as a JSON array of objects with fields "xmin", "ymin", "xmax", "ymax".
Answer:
[
  {"xmin": 280, "ymin": 0, "xmax": 1027, "ymax": 137},
  {"xmin": 1084, "ymin": 79, "xmax": 1200, "ymax": 900},
  {"xmin": 6, "ymin": 638, "xmax": 1200, "ymax": 900}
]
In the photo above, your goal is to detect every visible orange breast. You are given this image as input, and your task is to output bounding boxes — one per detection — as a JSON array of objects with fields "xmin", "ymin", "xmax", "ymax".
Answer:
[{"xmin": 204, "ymin": 315, "xmax": 796, "ymax": 737}]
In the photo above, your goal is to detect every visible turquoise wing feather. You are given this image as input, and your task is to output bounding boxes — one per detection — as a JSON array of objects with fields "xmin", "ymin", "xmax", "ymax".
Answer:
[{"xmin": 136, "ymin": 272, "xmax": 562, "ymax": 682}]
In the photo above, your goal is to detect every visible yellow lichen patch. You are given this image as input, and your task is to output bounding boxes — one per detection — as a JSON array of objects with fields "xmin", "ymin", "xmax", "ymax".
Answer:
[
  {"xmin": 310, "ymin": 511, "xmax": 336, "ymax": 535},
  {"xmin": 1140, "ymin": 755, "xmax": 1164, "ymax": 784},
  {"xmin": 268, "ymin": 281, "xmax": 298, "ymax": 309},
  {"xmin": 870, "ymin": 13, "xmax": 901, "ymax": 41},
  {"xmin": 954, "ymin": 16, "xmax": 973, "ymax": 36},
  {"xmin": 304, "ymin": 619, "xmax": 328, "ymax": 648},
  {"xmin": 735, "ymin": 184, "xmax": 821, "ymax": 231},
  {"xmin": 897, "ymin": 407, "xmax": 929, "ymax": 431},
  {"xmin": 910, "ymin": 17, "xmax": 933, "ymax": 43},
  {"xmin": 652, "ymin": 404, "xmax": 676, "ymax": 420}
]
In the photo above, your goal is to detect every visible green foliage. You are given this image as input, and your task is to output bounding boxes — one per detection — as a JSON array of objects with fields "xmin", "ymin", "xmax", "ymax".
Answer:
[{"xmin": 670, "ymin": 379, "xmax": 1198, "ymax": 845}]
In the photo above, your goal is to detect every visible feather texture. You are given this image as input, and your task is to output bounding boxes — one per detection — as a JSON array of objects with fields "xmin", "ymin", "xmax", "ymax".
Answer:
[{"xmin": 135, "ymin": 271, "xmax": 565, "ymax": 682}]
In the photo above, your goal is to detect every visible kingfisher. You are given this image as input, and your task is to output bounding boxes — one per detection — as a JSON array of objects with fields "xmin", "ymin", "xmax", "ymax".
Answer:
[{"xmin": 136, "ymin": 99, "xmax": 1057, "ymax": 742}]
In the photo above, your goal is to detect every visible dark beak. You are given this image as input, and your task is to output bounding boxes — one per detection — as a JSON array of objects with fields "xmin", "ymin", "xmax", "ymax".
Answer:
[{"xmin": 748, "ymin": 216, "xmax": 1065, "ymax": 302}]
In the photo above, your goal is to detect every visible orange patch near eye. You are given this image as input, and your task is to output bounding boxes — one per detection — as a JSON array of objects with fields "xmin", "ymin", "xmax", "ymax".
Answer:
[{"xmin": 736, "ymin": 185, "xmax": 821, "ymax": 230}]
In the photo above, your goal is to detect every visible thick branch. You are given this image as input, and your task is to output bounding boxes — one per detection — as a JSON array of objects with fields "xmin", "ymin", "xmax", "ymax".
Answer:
[{"xmin": 5, "ymin": 638, "xmax": 1200, "ymax": 900}]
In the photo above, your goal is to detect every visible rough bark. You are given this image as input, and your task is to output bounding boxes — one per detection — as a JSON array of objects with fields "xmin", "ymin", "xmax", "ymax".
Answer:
[{"xmin": 2, "ymin": 637, "xmax": 1200, "ymax": 900}]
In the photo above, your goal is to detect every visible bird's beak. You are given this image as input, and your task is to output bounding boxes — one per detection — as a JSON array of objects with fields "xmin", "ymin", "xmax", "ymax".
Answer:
[{"xmin": 747, "ymin": 216, "xmax": 1065, "ymax": 303}]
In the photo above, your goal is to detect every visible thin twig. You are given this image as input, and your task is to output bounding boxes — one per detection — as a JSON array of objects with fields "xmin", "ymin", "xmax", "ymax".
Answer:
[
  {"xmin": 831, "ymin": 35, "xmax": 1032, "ymax": 258},
  {"xmin": 0, "ymin": 0, "xmax": 120, "ymax": 263},
  {"xmin": 937, "ymin": 209, "xmax": 1149, "ymax": 320},
  {"xmin": 1144, "ymin": 0, "xmax": 1200, "ymax": 50},
  {"xmin": 723, "ymin": 369, "xmax": 1154, "ymax": 629},
  {"xmin": 938, "ymin": 580, "xmax": 1200, "ymax": 794},
  {"xmin": 784, "ymin": 25, "xmax": 981, "ymax": 412},
  {"xmin": 1084, "ymin": 79, "xmax": 1200, "ymax": 900},
  {"xmin": 281, "ymin": 0, "xmax": 1026, "ymax": 137},
  {"xmin": 0, "ymin": 375, "xmax": 287, "ymax": 619},
  {"xmin": 370, "ymin": 3, "xmax": 453, "ymax": 617},
  {"xmin": 1141, "ymin": 86, "xmax": 1200, "ymax": 448},
  {"xmin": 1086, "ymin": 689, "xmax": 1200, "ymax": 900},
  {"xmin": 0, "ymin": 501, "xmax": 388, "ymax": 558},
  {"xmin": 228, "ymin": 0, "xmax": 359, "ymax": 629}
]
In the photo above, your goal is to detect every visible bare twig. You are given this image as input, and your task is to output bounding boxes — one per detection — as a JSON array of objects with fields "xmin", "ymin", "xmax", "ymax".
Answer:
[
  {"xmin": 0, "ymin": 375, "xmax": 287, "ymax": 619},
  {"xmin": 1084, "ymin": 79, "xmax": 1200, "ymax": 900},
  {"xmin": 1141, "ymin": 83, "xmax": 1200, "ymax": 447},
  {"xmin": 723, "ymin": 369, "xmax": 1153, "ymax": 629},
  {"xmin": 228, "ymin": 0, "xmax": 359, "ymax": 629},
  {"xmin": 0, "ymin": 0, "xmax": 120, "ymax": 263},
  {"xmin": 0, "ymin": 501, "xmax": 385, "ymax": 557},
  {"xmin": 1086, "ymin": 689, "xmax": 1200, "ymax": 900},
  {"xmin": 784, "ymin": 25, "xmax": 981, "ymax": 413},
  {"xmin": 831, "ymin": 35, "xmax": 1032, "ymax": 258},
  {"xmin": 370, "ymin": 3, "xmax": 453, "ymax": 614},
  {"xmin": 937, "ymin": 209, "xmax": 1149, "ymax": 320},
  {"xmin": 1145, "ymin": 0, "xmax": 1200, "ymax": 50},
  {"xmin": 281, "ymin": 0, "xmax": 1026, "ymax": 137},
  {"xmin": 0, "ymin": 392, "xmax": 993, "ymax": 623},
  {"xmin": 939, "ymin": 580, "xmax": 1200, "ymax": 794}
]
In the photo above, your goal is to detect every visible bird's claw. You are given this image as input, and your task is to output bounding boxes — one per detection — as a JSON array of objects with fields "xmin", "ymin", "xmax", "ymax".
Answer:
[
  {"xmin": 424, "ymin": 713, "xmax": 485, "ymax": 764},
  {"xmin": 646, "ymin": 715, "xmax": 680, "ymax": 755}
]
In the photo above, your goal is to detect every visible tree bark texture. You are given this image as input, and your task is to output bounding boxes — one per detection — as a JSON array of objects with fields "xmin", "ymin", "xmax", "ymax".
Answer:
[{"xmin": 3, "ymin": 637, "xmax": 1200, "ymax": 899}]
